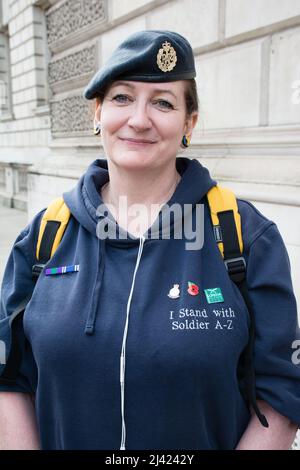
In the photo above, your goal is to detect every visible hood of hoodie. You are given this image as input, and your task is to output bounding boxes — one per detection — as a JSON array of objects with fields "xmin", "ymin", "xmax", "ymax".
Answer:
[{"xmin": 63, "ymin": 156, "xmax": 216, "ymax": 246}]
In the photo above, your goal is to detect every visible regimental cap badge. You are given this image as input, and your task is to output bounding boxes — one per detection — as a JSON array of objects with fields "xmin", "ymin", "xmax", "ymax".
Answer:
[{"xmin": 157, "ymin": 41, "xmax": 177, "ymax": 73}]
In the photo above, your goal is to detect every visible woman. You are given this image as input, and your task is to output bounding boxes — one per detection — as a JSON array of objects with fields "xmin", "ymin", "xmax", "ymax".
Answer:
[{"xmin": 0, "ymin": 30, "xmax": 299, "ymax": 450}]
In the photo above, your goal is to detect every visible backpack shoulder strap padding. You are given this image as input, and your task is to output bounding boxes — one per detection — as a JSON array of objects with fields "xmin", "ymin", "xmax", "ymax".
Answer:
[
  {"xmin": 207, "ymin": 185, "xmax": 268, "ymax": 428},
  {"xmin": 207, "ymin": 185, "xmax": 243, "ymax": 257},
  {"xmin": 36, "ymin": 197, "xmax": 71, "ymax": 262},
  {"xmin": 1, "ymin": 198, "xmax": 71, "ymax": 385}
]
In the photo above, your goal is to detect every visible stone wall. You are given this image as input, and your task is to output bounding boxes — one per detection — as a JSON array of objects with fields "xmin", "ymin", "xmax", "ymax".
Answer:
[{"xmin": 0, "ymin": 0, "xmax": 51, "ymax": 210}]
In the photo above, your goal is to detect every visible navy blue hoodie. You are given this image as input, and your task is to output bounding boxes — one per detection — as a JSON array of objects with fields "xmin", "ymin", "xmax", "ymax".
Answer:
[{"xmin": 0, "ymin": 157, "xmax": 299, "ymax": 450}]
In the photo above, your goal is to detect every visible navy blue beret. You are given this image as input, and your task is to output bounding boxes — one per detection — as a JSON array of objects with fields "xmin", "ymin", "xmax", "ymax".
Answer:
[{"xmin": 83, "ymin": 30, "xmax": 196, "ymax": 100}]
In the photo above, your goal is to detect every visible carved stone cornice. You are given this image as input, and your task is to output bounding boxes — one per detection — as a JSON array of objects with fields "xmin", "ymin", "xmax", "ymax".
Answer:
[
  {"xmin": 192, "ymin": 124, "xmax": 300, "ymax": 150},
  {"xmin": 46, "ymin": 0, "xmax": 107, "ymax": 47},
  {"xmin": 50, "ymin": 95, "xmax": 94, "ymax": 137},
  {"xmin": 49, "ymin": 45, "xmax": 96, "ymax": 85}
]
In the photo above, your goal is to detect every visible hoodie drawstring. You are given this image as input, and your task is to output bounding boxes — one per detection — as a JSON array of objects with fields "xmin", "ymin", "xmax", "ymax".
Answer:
[
  {"xmin": 83, "ymin": 231, "xmax": 145, "ymax": 450},
  {"xmin": 84, "ymin": 237, "xmax": 106, "ymax": 335},
  {"xmin": 120, "ymin": 235, "xmax": 145, "ymax": 451}
]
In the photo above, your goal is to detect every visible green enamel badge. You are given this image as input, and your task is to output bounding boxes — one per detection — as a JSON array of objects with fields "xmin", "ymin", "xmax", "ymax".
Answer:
[{"xmin": 204, "ymin": 288, "xmax": 224, "ymax": 304}]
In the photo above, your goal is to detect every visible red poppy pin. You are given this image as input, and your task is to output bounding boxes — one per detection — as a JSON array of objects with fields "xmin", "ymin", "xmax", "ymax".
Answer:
[{"xmin": 187, "ymin": 282, "xmax": 199, "ymax": 296}]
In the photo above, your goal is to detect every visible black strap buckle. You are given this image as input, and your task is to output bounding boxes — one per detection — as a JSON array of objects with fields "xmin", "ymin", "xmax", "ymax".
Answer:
[
  {"xmin": 32, "ymin": 264, "xmax": 45, "ymax": 279},
  {"xmin": 224, "ymin": 256, "xmax": 246, "ymax": 283}
]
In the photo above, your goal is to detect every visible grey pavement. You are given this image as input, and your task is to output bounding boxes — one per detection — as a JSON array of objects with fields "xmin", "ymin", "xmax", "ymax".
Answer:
[{"xmin": 0, "ymin": 205, "xmax": 28, "ymax": 285}]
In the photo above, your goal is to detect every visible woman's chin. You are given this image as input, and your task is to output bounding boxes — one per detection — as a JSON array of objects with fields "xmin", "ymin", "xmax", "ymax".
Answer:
[{"xmin": 112, "ymin": 152, "xmax": 156, "ymax": 169}]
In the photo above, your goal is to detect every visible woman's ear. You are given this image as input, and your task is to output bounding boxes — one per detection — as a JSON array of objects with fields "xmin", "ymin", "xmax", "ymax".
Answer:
[
  {"xmin": 94, "ymin": 97, "xmax": 102, "ymax": 122},
  {"xmin": 184, "ymin": 112, "xmax": 198, "ymax": 138}
]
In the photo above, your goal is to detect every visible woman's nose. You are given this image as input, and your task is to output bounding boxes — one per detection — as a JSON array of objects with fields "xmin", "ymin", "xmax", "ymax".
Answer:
[{"xmin": 127, "ymin": 101, "xmax": 152, "ymax": 131}]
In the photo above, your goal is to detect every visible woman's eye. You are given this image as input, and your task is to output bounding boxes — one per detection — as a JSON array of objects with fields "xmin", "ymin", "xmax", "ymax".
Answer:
[
  {"xmin": 155, "ymin": 99, "xmax": 174, "ymax": 110},
  {"xmin": 111, "ymin": 95, "xmax": 173, "ymax": 109},
  {"xmin": 112, "ymin": 94, "xmax": 131, "ymax": 104}
]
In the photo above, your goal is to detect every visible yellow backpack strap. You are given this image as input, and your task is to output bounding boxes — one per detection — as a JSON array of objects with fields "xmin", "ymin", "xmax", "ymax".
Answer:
[
  {"xmin": 33, "ymin": 197, "xmax": 71, "ymax": 277},
  {"xmin": 207, "ymin": 185, "xmax": 246, "ymax": 283},
  {"xmin": 207, "ymin": 185, "xmax": 243, "ymax": 258},
  {"xmin": 207, "ymin": 185, "xmax": 269, "ymax": 429}
]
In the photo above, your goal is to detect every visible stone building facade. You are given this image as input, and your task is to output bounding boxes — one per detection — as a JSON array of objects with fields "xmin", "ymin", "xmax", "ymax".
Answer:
[
  {"xmin": 0, "ymin": 0, "xmax": 299, "ymax": 448},
  {"xmin": 0, "ymin": 0, "xmax": 299, "ymax": 302}
]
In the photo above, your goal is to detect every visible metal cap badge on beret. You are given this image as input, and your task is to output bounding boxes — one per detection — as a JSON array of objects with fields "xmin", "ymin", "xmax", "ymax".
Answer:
[{"xmin": 83, "ymin": 30, "xmax": 196, "ymax": 100}]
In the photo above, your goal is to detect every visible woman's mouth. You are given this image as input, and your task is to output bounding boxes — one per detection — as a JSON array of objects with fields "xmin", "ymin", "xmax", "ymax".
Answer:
[{"xmin": 119, "ymin": 137, "xmax": 156, "ymax": 145}]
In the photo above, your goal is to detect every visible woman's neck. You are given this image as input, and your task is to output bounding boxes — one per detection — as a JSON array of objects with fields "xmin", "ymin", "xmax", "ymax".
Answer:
[
  {"xmin": 100, "ymin": 162, "xmax": 181, "ymax": 237},
  {"xmin": 101, "ymin": 163, "xmax": 181, "ymax": 208}
]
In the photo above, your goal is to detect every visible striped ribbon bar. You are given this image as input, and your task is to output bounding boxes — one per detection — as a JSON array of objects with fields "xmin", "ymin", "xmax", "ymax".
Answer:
[{"xmin": 45, "ymin": 264, "xmax": 80, "ymax": 276}]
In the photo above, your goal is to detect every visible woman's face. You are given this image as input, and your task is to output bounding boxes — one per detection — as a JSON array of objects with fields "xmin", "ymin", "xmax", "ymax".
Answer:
[{"xmin": 96, "ymin": 80, "xmax": 197, "ymax": 171}]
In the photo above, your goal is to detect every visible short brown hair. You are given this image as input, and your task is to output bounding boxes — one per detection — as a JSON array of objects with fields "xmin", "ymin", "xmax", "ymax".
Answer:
[{"xmin": 184, "ymin": 78, "xmax": 199, "ymax": 116}]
